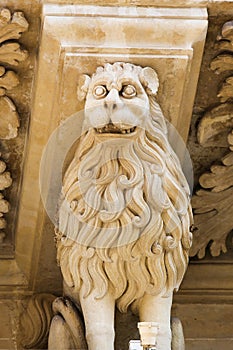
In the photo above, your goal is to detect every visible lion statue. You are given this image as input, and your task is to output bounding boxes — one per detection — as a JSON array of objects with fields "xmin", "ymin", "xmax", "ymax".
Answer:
[{"xmin": 49, "ymin": 62, "xmax": 193, "ymax": 350}]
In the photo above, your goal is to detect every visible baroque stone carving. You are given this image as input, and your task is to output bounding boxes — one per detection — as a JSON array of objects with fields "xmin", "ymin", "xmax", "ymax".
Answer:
[
  {"xmin": 0, "ymin": 8, "xmax": 28, "ymax": 139},
  {"xmin": 0, "ymin": 154, "xmax": 12, "ymax": 243},
  {"xmin": 48, "ymin": 297, "xmax": 87, "ymax": 350},
  {"xmin": 50, "ymin": 62, "xmax": 193, "ymax": 350},
  {"xmin": 191, "ymin": 20, "xmax": 233, "ymax": 259},
  {"xmin": 191, "ymin": 133, "xmax": 233, "ymax": 258},
  {"xmin": 0, "ymin": 8, "xmax": 28, "ymax": 244},
  {"xmin": 48, "ymin": 297, "xmax": 185, "ymax": 350},
  {"xmin": 18, "ymin": 293, "xmax": 56, "ymax": 349},
  {"xmin": 210, "ymin": 21, "xmax": 233, "ymax": 75}
]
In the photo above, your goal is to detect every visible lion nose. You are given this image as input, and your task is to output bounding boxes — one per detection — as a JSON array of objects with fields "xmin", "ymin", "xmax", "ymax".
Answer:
[
  {"xmin": 104, "ymin": 88, "xmax": 122, "ymax": 113},
  {"xmin": 104, "ymin": 101, "xmax": 117, "ymax": 111}
]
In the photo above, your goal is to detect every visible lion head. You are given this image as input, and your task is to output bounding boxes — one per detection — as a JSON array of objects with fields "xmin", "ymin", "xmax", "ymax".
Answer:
[
  {"xmin": 56, "ymin": 62, "xmax": 193, "ymax": 313},
  {"xmin": 78, "ymin": 62, "xmax": 159, "ymax": 134}
]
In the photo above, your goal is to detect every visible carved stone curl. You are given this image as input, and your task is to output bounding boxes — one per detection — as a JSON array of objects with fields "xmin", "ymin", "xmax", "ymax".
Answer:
[
  {"xmin": 0, "ymin": 8, "xmax": 28, "ymax": 244},
  {"xmin": 51, "ymin": 62, "xmax": 192, "ymax": 350},
  {"xmin": 192, "ymin": 20, "xmax": 233, "ymax": 259},
  {"xmin": 191, "ymin": 130, "xmax": 233, "ymax": 259},
  {"xmin": 18, "ymin": 293, "xmax": 56, "ymax": 349},
  {"xmin": 0, "ymin": 8, "xmax": 28, "ymax": 140},
  {"xmin": 48, "ymin": 297, "xmax": 87, "ymax": 350},
  {"xmin": 0, "ymin": 154, "xmax": 12, "ymax": 243}
]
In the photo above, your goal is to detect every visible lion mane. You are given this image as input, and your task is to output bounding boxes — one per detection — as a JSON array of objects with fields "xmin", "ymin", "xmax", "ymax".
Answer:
[{"xmin": 56, "ymin": 63, "xmax": 192, "ymax": 313}]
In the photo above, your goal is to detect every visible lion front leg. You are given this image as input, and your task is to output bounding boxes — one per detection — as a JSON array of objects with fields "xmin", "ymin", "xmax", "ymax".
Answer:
[
  {"xmin": 138, "ymin": 292, "xmax": 173, "ymax": 350},
  {"xmin": 79, "ymin": 289, "xmax": 115, "ymax": 350}
]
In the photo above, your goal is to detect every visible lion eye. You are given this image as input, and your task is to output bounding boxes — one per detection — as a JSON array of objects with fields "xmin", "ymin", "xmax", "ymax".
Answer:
[
  {"xmin": 93, "ymin": 85, "xmax": 107, "ymax": 99},
  {"xmin": 121, "ymin": 85, "xmax": 136, "ymax": 98}
]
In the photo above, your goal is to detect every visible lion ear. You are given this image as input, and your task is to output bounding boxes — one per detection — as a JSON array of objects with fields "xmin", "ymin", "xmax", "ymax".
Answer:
[
  {"xmin": 139, "ymin": 67, "xmax": 159, "ymax": 96},
  {"xmin": 77, "ymin": 74, "xmax": 91, "ymax": 101}
]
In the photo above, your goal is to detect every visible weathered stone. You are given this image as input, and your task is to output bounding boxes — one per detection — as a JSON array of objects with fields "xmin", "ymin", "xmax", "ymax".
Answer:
[
  {"xmin": 1, "ymin": 2, "xmax": 233, "ymax": 350},
  {"xmin": 192, "ymin": 18, "xmax": 233, "ymax": 259},
  {"xmin": 18, "ymin": 294, "xmax": 56, "ymax": 350},
  {"xmin": 197, "ymin": 104, "xmax": 233, "ymax": 148},
  {"xmin": 50, "ymin": 61, "xmax": 193, "ymax": 350},
  {"xmin": 0, "ymin": 97, "xmax": 19, "ymax": 140}
]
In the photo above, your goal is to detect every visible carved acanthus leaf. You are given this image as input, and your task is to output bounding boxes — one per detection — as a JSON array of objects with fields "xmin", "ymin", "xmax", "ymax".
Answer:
[
  {"xmin": 201, "ymin": 131, "xmax": 233, "ymax": 189},
  {"xmin": 0, "ymin": 66, "xmax": 19, "ymax": 93},
  {"xmin": 0, "ymin": 65, "xmax": 19, "ymax": 139},
  {"xmin": 218, "ymin": 76, "xmax": 233, "ymax": 102},
  {"xmin": 0, "ymin": 155, "xmax": 12, "ymax": 243},
  {"xmin": 228, "ymin": 129, "xmax": 233, "ymax": 150},
  {"xmin": 217, "ymin": 20, "xmax": 233, "ymax": 50},
  {"xmin": 199, "ymin": 130, "xmax": 233, "ymax": 190},
  {"xmin": 211, "ymin": 21, "xmax": 233, "ymax": 98},
  {"xmin": 210, "ymin": 21, "xmax": 233, "ymax": 74},
  {"xmin": 200, "ymin": 163, "xmax": 233, "ymax": 193},
  {"xmin": 191, "ymin": 131, "xmax": 233, "ymax": 258},
  {"xmin": 198, "ymin": 19, "xmax": 233, "ymax": 148},
  {"xmin": 0, "ymin": 9, "xmax": 28, "ymax": 141},
  {"xmin": 191, "ymin": 186, "xmax": 233, "ymax": 259},
  {"xmin": 0, "ymin": 8, "xmax": 28, "ymax": 65},
  {"xmin": 197, "ymin": 103, "xmax": 233, "ymax": 147},
  {"xmin": 210, "ymin": 54, "xmax": 233, "ymax": 74},
  {"xmin": 0, "ymin": 8, "xmax": 28, "ymax": 244},
  {"xmin": 0, "ymin": 96, "xmax": 19, "ymax": 139},
  {"xmin": 193, "ymin": 20, "xmax": 233, "ymax": 259},
  {"xmin": 0, "ymin": 42, "xmax": 28, "ymax": 66}
]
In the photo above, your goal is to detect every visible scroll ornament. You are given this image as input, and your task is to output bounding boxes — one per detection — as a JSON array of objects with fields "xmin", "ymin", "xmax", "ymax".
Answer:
[
  {"xmin": 0, "ymin": 8, "xmax": 28, "ymax": 243},
  {"xmin": 18, "ymin": 293, "xmax": 56, "ymax": 349},
  {"xmin": 191, "ymin": 21, "xmax": 233, "ymax": 259}
]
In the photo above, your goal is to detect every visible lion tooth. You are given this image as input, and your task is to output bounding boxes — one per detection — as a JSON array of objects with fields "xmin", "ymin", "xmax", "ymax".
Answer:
[
  {"xmin": 126, "ymin": 129, "xmax": 130, "ymax": 133},
  {"xmin": 121, "ymin": 130, "xmax": 126, "ymax": 134}
]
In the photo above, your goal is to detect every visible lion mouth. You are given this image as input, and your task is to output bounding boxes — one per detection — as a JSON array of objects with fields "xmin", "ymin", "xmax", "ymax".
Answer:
[{"xmin": 95, "ymin": 124, "xmax": 136, "ymax": 134}]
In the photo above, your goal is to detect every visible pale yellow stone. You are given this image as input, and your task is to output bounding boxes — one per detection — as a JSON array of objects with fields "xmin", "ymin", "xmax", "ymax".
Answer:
[
  {"xmin": 0, "ymin": 96, "xmax": 19, "ymax": 140},
  {"xmin": 16, "ymin": 1, "xmax": 207, "ymax": 290},
  {"xmin": 1, "ymin": 2, "xmax": 232, "ymax": 350}
]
